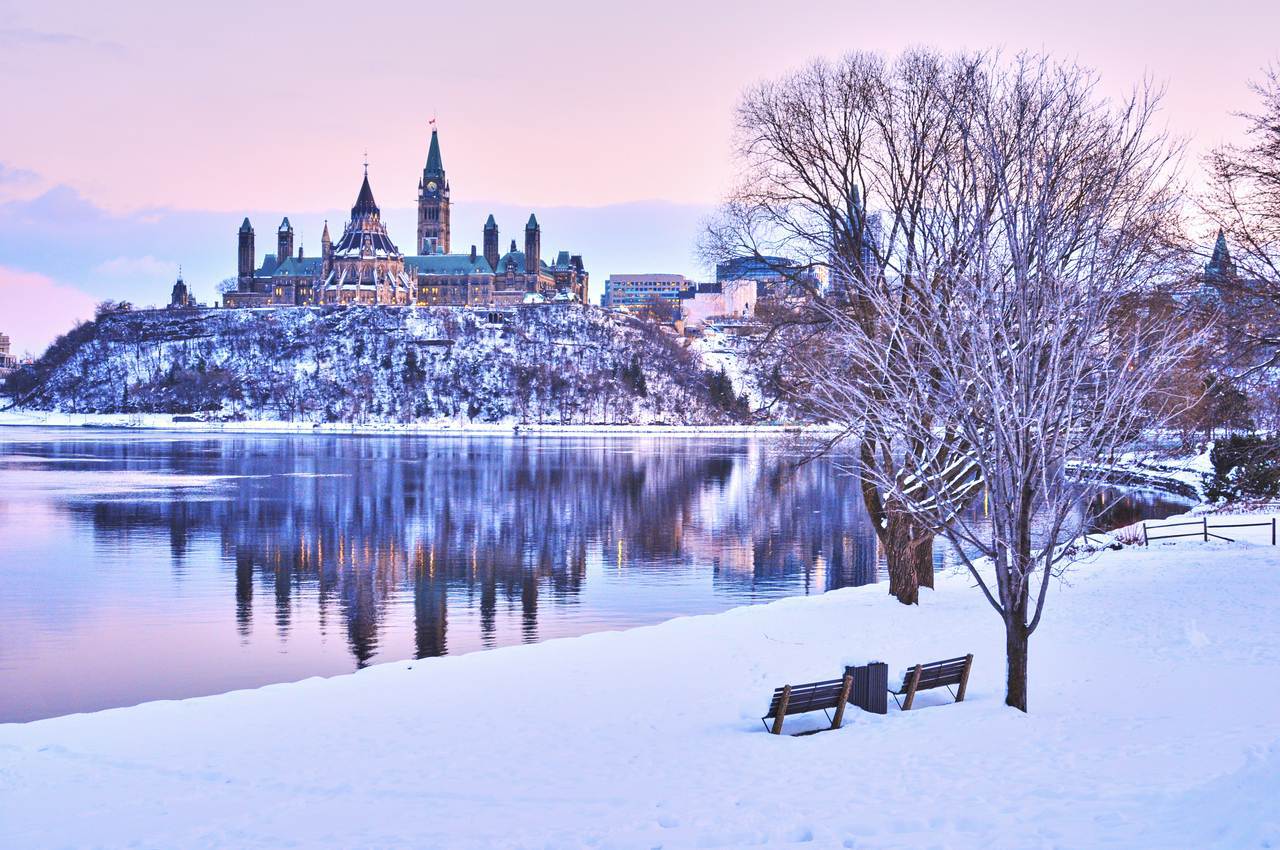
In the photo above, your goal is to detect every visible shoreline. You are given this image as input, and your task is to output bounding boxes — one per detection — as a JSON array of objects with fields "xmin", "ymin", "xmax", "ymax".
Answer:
[{"xmin": 0, "ymin": 409, "xmax": 834, "ymax": 437}]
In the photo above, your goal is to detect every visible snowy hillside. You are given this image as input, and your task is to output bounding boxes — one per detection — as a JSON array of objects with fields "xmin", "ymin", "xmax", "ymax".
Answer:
[{"xmin": 6, "ymin": 306, "xmax": 752, "ymax": 426}]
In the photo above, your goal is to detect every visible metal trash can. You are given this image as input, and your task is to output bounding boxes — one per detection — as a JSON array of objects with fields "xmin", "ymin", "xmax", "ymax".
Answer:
[{"xmin": 844, "ymin": 662, "xmax": 888, "ymax": 715}]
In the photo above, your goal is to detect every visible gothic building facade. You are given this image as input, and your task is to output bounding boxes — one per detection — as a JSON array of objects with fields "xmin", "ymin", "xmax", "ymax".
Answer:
[{"xmin": 224, "ymin": 129, "xmax": 588, "ymax": 309}]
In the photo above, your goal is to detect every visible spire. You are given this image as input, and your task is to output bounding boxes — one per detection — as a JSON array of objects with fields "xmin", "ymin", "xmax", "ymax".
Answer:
[
  {"xmin": 425, "ymin": 128, "xmax": 443, "ymax": 175},
  {"xmin": 352, "ymin": 170, "xmax": 379, "ymax": 218},
  {"xmin": 279, "ymin": 217, "xmax": 292, "ymax": 232},
  {"xmin": 526, "ymin": 213, "xmax": 539, "ymax": 230},
  {"xmin": 484, "ymin": 214, "xmax": 497, "ymax": 229},
  {"xmin": 240, "ymin": 217, "xmax": 253, "ymax": 233},
  {"xmin": 322, "ymin": 220, "xmax": 331, "ymax": 242},
  {"xmin": 1206, "ymin": 228, "xmax": 1235, "ymax": 280}
]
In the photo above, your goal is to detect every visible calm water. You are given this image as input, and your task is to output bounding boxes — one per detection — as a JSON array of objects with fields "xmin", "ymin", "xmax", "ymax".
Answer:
[{"xmin": 0, "ymin": 427, "xmax": 1192, "ymax": 722}]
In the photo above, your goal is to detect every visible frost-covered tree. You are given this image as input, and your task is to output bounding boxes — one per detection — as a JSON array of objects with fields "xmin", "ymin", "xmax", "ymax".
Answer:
[
  {"xmin": 824, "ymin": 54, "xmax": 1195, "ymax": 711},
  {"xmin": 705, "ymin": 48, "xmax": 989, "ymax": 604}
]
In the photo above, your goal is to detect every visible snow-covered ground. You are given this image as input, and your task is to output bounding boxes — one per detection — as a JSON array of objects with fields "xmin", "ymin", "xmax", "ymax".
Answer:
[{"xmin": 2, "ymin": 518, "xmax": 1278, "ymax": 849}]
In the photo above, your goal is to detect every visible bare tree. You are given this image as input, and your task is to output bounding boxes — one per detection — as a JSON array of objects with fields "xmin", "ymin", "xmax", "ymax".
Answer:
[
  {"xmin": 1202, "ymin": 64, "xmax": 1280, "ymax": 380},
  {"xmin": 824, "ymin": 54, "xmax": 1194, "ymax": 711},
  {"xmin": 705, "ymin": 48, "xmax": 989, "ymax": 603}
]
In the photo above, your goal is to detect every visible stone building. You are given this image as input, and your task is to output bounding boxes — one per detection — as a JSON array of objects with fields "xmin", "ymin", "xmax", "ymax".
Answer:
[
  {"xmin": 167, "ymin": 270, "xmax": 194, "ymax": 309},
  {"xmin": 224, "ymin": 129, "xmax": 588, "ymax": 309}
]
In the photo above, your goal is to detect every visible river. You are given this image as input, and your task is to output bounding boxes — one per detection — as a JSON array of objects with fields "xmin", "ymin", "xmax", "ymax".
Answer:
[{"xmin": 0, "ymin": 427, "xmax": 1193, "ymax": 722}]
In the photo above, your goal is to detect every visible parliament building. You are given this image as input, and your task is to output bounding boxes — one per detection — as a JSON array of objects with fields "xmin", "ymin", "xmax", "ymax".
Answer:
[{"xmin": 223, "ymin": 130, "xmax": 588, "ymax": 309}]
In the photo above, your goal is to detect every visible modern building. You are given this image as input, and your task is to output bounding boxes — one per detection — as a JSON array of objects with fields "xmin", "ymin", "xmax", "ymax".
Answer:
[
  {"xmin": 715, "ymin": 256, "xmax": 819, "ymax": 300},
  {"xmin": 602, "ymin": 274, "xmax": 690, "ymax": 309},
  {"xmin": 224, "ymin": 129, "xmax": 588, "ymax": 309}
]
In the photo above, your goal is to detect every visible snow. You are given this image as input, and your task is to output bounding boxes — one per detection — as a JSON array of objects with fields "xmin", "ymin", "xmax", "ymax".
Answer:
[
  {"xmin": 0, "ymin": 409, "xmax": 836, "ymax": 436},
  {"xmin": 2, "ymin": 518, "xmax": 1278, "ymax": 849}
]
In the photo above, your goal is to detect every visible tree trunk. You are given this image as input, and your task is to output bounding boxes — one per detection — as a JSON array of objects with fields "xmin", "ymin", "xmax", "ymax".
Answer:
[
  {"xmin": 883, "ymin": 508, "xmax": 923, "ymax": 605},
  {"xmin": 1004, "ymin": 612, "xmax": 1029, "ymax": 712},
  {"xmin": 915, "ymin": 533, "xmax": 935, "ymax": 589}
]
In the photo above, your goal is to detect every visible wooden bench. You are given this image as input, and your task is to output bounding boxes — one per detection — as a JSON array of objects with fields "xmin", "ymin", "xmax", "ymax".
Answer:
[
  {"xmin": 761, "ymin": 672, "xmax": 854, "ymax": 735},
  {"xmin": 891, "ymin": 654, "xmax": 973, "ymax": 710}
]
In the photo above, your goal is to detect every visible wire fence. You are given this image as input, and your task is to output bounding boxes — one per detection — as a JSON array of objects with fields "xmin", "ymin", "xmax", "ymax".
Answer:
[{"xmin": 1142, "ymin": 516, "xmax": 1277, "ymax": 546}]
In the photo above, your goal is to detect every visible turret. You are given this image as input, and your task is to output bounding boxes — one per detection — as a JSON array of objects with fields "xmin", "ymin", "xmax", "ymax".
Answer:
[
  {"xmin": 277, "ymin": 217, "xmax": 294, "ymax": 270},
  {"xmin": 524, "ymin": 213, "xmax": 541, "ymax": 276},
  {"xmin": 238, "ymin": 217, "xmax": 255, "ymax": 282},
  {"xmin": 483, "ymin": 214, "xmax": 499, "ymax": 269},
  {"xmin": 169, "ymin": 268, "xmax": 190, "ymax": 309},
  {"xmin": 321, "ymin": 220, "xmax": 332, "ymax": 261}
]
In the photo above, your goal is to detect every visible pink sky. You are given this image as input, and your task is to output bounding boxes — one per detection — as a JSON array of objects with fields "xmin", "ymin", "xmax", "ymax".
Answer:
[
  {"xmin": 0, "ymin": 0, "xmax": 1277, "ymax": 353},
  {"xmin": 3, "ymin": 0, "xmax": 1276, "ymax": 212}
]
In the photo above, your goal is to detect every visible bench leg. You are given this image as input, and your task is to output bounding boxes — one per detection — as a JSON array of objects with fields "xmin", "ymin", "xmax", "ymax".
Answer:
[
  {"xmin": 902, "ymin": 665, "xmax": 923, "ymax": 711},
  {"xmin": 831, "ymin": 673, "xmax": 853, "ymax": 729},
  {"xmin": 955, "ymin": 654, "xmax": 973, "ymax": 703},
  {"xmin": 770, "ymin": 685, "xmax": 791, "ymax": 735}
]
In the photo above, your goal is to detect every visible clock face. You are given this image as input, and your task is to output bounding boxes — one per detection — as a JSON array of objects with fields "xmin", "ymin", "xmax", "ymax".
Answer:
[{"xmin": 427, "ymin": 181, "xmax": 438, "ymax": 193}]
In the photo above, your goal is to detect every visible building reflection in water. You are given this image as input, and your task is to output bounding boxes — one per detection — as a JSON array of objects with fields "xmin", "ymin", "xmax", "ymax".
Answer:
[
  {"xmin": 68, "ymin": 436, "xmax": 881, "ymax": 668},
  {"xmin": 42, "ymin": 434, "xmax": 1190, "ymax": 674}
]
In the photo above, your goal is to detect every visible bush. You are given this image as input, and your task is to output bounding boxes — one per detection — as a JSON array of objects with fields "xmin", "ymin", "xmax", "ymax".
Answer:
[{"xmin": 1205, "ymin": 433, "xmax": 1280, "ymax": 501}]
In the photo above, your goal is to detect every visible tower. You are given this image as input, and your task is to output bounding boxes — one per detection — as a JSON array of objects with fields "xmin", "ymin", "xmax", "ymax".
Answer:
[
  {"xmin": 483, "ymin": 214, "xmax": 499, "ymax": 269},
  {"xmin": 169, "ymin": 267, "xmax": 191, "ymax": 309},
  {"xmin": 524, "ymin": 213, "xmax": 540, "ymax": 275},
  {"xmin": 1205, "ymin": 228, "xmax": 1236, "ymax": 281},
  {"xmin": 416, "ymin": 128, "xmax": 450, "ymax": 254},
  {"xmin": 238, "ymin": 218, "xmax": 255, "ymax": 283},
  {"xmin": 277, "ymin": 217, "xmax": 294, "ymax": 268},
  {"xmin": 321, "ymin": 220, "xmax": 332, "ymax": 261}
]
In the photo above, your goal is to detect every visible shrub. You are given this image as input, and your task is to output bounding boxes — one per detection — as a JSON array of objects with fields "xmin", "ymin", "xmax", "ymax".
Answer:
[{"xmin": 1205, "ymin": 433, "xmax": 1280, "ymax": 501}]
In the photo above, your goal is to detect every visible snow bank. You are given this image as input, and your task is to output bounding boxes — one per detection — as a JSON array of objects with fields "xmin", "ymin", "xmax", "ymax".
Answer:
[{"xmin": 2, "ymin": 528, "xmax": 1278, "ymax": 849}]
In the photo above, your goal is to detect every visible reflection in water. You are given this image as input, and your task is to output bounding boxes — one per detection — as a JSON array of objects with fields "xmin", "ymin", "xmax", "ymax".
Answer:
[{"xmin": 0, "ymin": 429, "xmax": 1192, "ymax": 721}]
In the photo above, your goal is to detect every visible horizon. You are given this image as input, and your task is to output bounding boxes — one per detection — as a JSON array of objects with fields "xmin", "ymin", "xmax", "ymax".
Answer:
[{"xmin": 2, "ymin": 0, "xmax": 1277, "ymax": 354}]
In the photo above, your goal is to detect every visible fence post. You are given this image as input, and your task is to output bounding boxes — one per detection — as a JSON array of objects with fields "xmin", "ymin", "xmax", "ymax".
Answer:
[
  {"xmin": 1142, "ymin": 523, "xmax": 1149, "ymax": 546},
  {"xmin": 1203, "ymin": 518, "xmax": 1208, "ymax": 543},
  {"xmin": 1273, "ymin": 517, "xmax": 1276, "ymax": 547}
]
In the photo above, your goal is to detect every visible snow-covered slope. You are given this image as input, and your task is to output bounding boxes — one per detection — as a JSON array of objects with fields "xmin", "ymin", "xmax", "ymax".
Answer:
[
  {"xmin": 2, "ymin": 522, "xmax": 1278, "ymax": 849},
  {"xmin": 9, "ymin": 306, "xmax": 752, "ymax": 425}
]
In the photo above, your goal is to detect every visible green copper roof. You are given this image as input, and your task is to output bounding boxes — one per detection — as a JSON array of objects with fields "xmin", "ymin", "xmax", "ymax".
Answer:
[
  {"xmin": 1206, "ymin": 228, "xmax": 1235, "ymax": 279},
  {"xmin": 425, "ymin": 129, "xmax": 443, "ymax": 175},
  {"xmin": 484, "ymin": 214, "xmax": 497, "ymax": 229},
  {"xmin": 279, "ymin": 217, "xmax": 292, "ymax": 232},
  {"xmin": 526, "ymin": 213, "xmax": 539, "ymax": 230},
  {"xmin": 352, "ymin": 172, "xmax": 379, "ymax": 218},
  {"xmin": 240, "ymin": 217, "xmax": 252, "ymax": 233},
  {"xmin": 406, "ymin": 253, "xmax": 494, "ymax": 275}
]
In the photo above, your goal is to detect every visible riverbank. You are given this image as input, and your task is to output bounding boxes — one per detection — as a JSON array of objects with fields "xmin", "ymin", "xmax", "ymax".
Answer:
[
  {"xmin": 2, "ymin": 518, "xmax": 1277, "ymax": 849},
  {"xmin": 0, "ymin": 408, "xmax": 831, "ymax": 436}
]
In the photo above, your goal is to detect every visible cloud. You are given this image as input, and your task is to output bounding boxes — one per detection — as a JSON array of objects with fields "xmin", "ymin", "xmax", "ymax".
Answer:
[
  {"xmin": 93, "ymin": 255, "xmax": 176, "ymax": 283},
  {"xmin": 0, "ymin": 162, "xmax": 47, "ymax": 203},
  {"xmin": 0, "ymin": 266, "xmax": 99, "ymax": 357},
  {"xmin": 0, "ymin": 27, "xmax": 124, "ymax": 55}
]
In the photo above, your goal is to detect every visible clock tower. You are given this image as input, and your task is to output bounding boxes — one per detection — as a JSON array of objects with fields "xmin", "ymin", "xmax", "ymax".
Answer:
[{"xmin": 416, "ymin": 127, "xmax": 450, "ymax": 254}]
